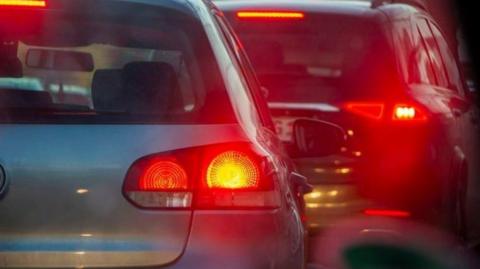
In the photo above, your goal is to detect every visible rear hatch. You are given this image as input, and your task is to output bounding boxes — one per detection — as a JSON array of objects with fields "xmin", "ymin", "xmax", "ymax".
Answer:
[
  {"xmin": 0, "ymin": 1, "xmax": 239, "ymax": 267},
  {"xmin": 0, "ymin": 125, "xmax": 244, "ymax": 268},
  {"xmin": 222, "ymin": 7, "xmax": 404, "ymax": 183}
]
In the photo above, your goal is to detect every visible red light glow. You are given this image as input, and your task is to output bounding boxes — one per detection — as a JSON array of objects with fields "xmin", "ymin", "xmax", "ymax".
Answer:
[
  {"xmin": 138, "ymin": 160, "xmax": 188, "ymax": 191},
  {"xmin": 0, "ymin": 0, "xmax": 46, "ymax": 7},
  {"xmin": 392, "ymin": 104, "xmax": 427, "ymax": 121},
  {"xmin": 123, "ymin": 144, "xmax": 279, "ymax": 209},
  {"xmin": 345, "ymin": 102, "xmax": 384, "ymax": 120},
  {"xmin": 237, "ymin": 11, "xmax": 305, "ymax": 19},
  {"xmin": 206, "ymin": 150, "xmax": 260, "ymax": 189},
  {"xmin": 363, "ymin": 209, "xmax": 411, "ymax": 218}
]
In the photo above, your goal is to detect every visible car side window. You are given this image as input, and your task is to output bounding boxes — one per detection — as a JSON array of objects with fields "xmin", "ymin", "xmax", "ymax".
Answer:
[
  {"xmin": 410, "ymin": 18, "xmax": 437, "ymax": 85},
  {"xmin": 392, "ymin": 20, "xmax": 414, "ymax": 84},
  {"xmin": 213, "ymin": 12, "xmax": 275, "ymax": 131},
  {"xmin": 429, "ymin": 22, "xmax": 465, "ymax": 96},
  {"xmin": 417, "ymin": 18, "xmax": 450, "ymax": 89}
]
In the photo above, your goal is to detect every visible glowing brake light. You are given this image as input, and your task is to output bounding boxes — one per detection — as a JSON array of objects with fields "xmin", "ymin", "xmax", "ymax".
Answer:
[
  {"xmin": 197, "ymin": 149, "xmax": 279, "ymax": 208},
  {"xmin": 123, "ymin": 144, "xmax": 280, "ymax": 209},
  {"xmin": 139, "ymin": 160, "xmax": 188, "ymax": 191},
  {"xmin": 0, "ymin": 0, "xmax": 46, "ymax": 7},
  {"xmin": 236, "ymin": 11, "xmax": 305, "ymax": 20},
  {"xmin": 345, "ymin": 102, "xmax": 384, "ymax": 120},
  {"xmin": 363, "ymin": 209, "xmax": 411, "ymax": 218},
  {"xmin": 392, "ymin": 104, "xmax": 427, "ymax": 121},
  {"xmin": 124, "ymin": 158, "xmax": 191, "ymax": 209},
  {"xmin": 206, "ymin": 151, "xmax": 260, "ymax": 189},
  {"xmin": 344, "ymin": 102, "xmax": 428, "ymax": 122}
]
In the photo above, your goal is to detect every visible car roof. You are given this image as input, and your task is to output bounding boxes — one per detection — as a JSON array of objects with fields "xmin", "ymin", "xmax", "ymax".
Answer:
[
  {"xmin": 15, "ymin": 0, "xmax": 205, "ymax": 19},
  {"xmin": 116, "ymin": 0, "xmax": 202, "ymax": 16},
  {"xmin": 214, "ymin": 0, "xmax": 424, "ymax": 21},
  {"xmin": 214, "ymin": 0, "xmax": 375, "ymax": 16}
]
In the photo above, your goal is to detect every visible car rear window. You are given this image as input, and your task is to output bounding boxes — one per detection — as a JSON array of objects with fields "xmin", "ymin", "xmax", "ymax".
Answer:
[
  {"xmin": 227, "ymin": 13, "xmax": 399, "ymax": 103},
  {"xmin": 0, "ymin": 4, "xmax": 235, "ymax": 124}
]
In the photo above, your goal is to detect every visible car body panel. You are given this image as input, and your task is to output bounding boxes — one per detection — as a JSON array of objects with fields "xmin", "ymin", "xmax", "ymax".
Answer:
[
  {"xmin": 0, "ymin": 0, "xmax": 306, "ymax": 268},
  {"xmin": 216, "ymin": 0, "xmax": 372, "ymax": 16},
  {"xmin": 0, "ymin": 124, "xmax": 249, "ymax": 267}
]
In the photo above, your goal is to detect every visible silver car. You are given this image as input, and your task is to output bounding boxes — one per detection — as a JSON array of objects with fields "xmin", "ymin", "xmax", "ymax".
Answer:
[{"xmin": 0, "ymin": 0, "xmax": 345, "ymax": 268}]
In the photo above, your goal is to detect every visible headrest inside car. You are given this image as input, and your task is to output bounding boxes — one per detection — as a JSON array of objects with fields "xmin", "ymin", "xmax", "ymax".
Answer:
[
  {"xmin": 0, "ymin": 89, "xmax": 52, "ymax": 108},
  {"xmin": 91, "ymin": 69, "xmax": 123, "ymax": 112},
  {"xmin": 0, "ymin": 57, "xmax": 23, "ymax": 78},
  {"xmin": 92, "ymin": 62, "xmax": 179, "ymax": 114},
  {"xmin": 121, "ymin": 62, "xmax": 178, "ymax": 114}
]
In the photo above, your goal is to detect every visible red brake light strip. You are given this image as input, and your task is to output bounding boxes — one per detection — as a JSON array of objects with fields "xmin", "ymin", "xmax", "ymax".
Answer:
[
  {"xmin": 237, "ymin": 11, "xmax": 305, "ymax": 19},
  {"xmin": 363, "ymin": 209, "xmax": 411, "ymax": 218},
  {"xmin": 0, "ymin": 0, "xmax": 46, "ymax": 7}
]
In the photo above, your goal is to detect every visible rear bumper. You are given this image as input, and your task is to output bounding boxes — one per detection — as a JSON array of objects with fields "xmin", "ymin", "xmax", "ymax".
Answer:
[
  {"xmin": 165, "ymin": 210, "xmax": 305, "ymax": 269},
  {"xmin": 304, "ymin": 184, "xmax": 371, "ymax": 233},
  {"xmin": 0, "ymin": 210, "xmax": 304, "ymax": 269}
]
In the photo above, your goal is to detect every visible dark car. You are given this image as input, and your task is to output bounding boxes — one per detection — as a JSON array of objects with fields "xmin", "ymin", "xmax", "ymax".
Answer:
[{"xmin": 216, "ymin": 0, "xmax": 480, "ymax": 238}]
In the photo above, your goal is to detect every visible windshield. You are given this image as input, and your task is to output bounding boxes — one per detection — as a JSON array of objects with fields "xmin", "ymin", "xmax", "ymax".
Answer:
[
  {"xmin": 231, "ymin": 14, "xmax": 398, "ymax": 103},
  {"xmin": 0, "ymin": 6, "xmax": 235, "ymax": 123}
]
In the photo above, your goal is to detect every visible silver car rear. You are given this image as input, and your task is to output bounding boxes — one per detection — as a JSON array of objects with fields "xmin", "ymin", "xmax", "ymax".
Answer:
[{"xmin": 0, "ymin": 0, "xmax": 305, "ymax": 268}]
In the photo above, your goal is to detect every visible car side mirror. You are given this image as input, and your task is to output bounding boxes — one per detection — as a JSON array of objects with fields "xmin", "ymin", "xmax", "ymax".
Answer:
[
  {"xmin": 292, "ymin": 119, "xmax": 347, "ymax": 158},
  {"xmin": 466, "ymin": 80, "xmax": 479, "ymax": 101}
]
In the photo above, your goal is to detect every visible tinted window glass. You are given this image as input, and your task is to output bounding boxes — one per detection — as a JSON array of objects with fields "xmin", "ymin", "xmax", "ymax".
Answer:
[
  {"xmin": 417, "ymin": 19, "xmax": 449, "ymax": 88},
  {"xmin": 430, "ymin": 22, "xmax": 464, "ymax": 94},
  {"xmin": 392, "ymin": 20, "xmax": 414, "ymax": 84},
  {"xmin": 228, "ymin": 14, "xmax": 399, "ymax": 103},
  {"xmin": 410, "ymin": 19, "xmax": 437, "ymax": 85},
  {"xmin": 0, "ymin": 7, "xmax": 235, "ymax": 124},
  {"xmin": 214, "ymin": 13, "xmax": 275, "ymax": 130}
]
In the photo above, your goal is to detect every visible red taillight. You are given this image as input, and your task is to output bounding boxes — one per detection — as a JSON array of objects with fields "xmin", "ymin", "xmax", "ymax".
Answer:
[
  {"xmin": 392, "ymin": 104, "xmax": 427, "ymax": 121},
  {"xmin": 363, "ymin": 209, "xmax": 411, "ymax": 218},
  {"xmin": 124, "ymin": 157, "xmax": 192, "ymax": 209},
  {"xmin": 0, "ymin": 0, "xmax": 46, "ymax": 7},
  {"xmin": 123, "ymin": 144, "xmax": 280, "ymax": 209},
  {"xmin": 236, "ymin": 11, "xmax": 305, "ymax": 20},
  {"xmin": 206, "ymin": 151, "xmax": 260, "ymax": 190},
  {"xmin": 344, "ymin": 102, "xmax": 428, "ymax": 122},
  {"xmin": 345, "ymin": 102, "xmax": 384, "ymax": 120},
  {"xmin": 138, "ymin": 159, "xmax": 188, "ymax": 191},
  {"xmin": 196, "ymin": 148, "xmax": 279, "ymax": 209}
]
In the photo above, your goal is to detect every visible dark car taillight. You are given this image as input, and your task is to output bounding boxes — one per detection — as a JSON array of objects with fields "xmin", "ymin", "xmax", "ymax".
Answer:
[
  {"xmin": 344, "ymin": 102, "xmax": 428, "ymax": 122},
  {"xmin": 391, "ymin": 104, "xmax": 428, "ymax": 121},
  {"xmin": 345, "ymin": 102, "xmax": 385, "ymax": 120},
  {"xmin": 123, "ymin": 143, "xmax": 280, "ymax": 210}
]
